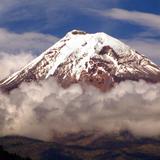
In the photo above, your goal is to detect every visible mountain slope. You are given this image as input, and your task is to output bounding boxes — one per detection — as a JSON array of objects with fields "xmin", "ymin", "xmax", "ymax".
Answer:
[
  {"xmin": 0, "ymin": 30, "xmax": 160, "ymax": 91},
  {"xmin": 1, "ymin": 134, "xmax": 160, "ymax": 160}
]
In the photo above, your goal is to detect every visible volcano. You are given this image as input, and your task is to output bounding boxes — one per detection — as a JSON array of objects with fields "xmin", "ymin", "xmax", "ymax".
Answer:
[{"xmin": 0, "ymin": 30, "xmax": 160, "ymax": 92}]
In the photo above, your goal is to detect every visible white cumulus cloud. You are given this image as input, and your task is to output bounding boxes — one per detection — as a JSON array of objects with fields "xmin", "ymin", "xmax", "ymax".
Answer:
[{"xmin": 1, "ymin": 77, "xmax": 160, "ymax": 140}]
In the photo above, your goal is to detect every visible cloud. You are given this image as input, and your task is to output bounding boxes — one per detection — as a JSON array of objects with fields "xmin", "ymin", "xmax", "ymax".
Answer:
[
  {"xmin": 0, "ymin": 52, "xmax": 34, "ymax": 80},
  {"xmin": 0, "ymin": 28, "xmax": 59, "ymax": 54},
  {"xmin": 95, "ymin": 8, "xmax": 160, "ymax": 31},
  {"xmin": 1, "ymin": 53, "xmax": 160, "ymax": 140}
]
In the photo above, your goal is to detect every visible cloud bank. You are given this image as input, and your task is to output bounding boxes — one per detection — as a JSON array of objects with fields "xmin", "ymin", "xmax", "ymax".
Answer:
[
  {"xmin": 1, "ymin": 53, "xmax": 160, "ymax": 141},
  {"xmin": 1, "ymin": 78, "xmax": 160, "ymax": 140}
]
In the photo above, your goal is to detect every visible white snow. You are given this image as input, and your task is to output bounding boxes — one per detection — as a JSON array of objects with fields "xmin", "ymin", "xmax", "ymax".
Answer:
[{"xmin": 43, "ymin": 30, "xmax": 135, "ymax": 79}]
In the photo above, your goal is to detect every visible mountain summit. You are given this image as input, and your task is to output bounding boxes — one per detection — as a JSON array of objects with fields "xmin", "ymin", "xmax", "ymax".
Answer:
[{"xmin": 0, "ymin": 30, "xmax": 160, "ymax": 91}]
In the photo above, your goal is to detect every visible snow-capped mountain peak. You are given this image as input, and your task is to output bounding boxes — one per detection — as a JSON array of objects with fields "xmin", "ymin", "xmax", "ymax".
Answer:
[{"xmin": 1, "ymin": 30, "xmax": 160, "ymax": 91}]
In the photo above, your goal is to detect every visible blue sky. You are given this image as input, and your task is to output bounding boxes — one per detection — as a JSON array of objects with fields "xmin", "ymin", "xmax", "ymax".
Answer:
[{"xmin": 0, "ymin": 0, "xmax": 159, "ymax": 63}]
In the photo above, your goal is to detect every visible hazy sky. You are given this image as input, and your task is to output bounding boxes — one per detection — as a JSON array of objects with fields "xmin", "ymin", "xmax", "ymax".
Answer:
[{"xmin": 0, "ymin": 0, "xmax": 159, "ymax": 63}]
